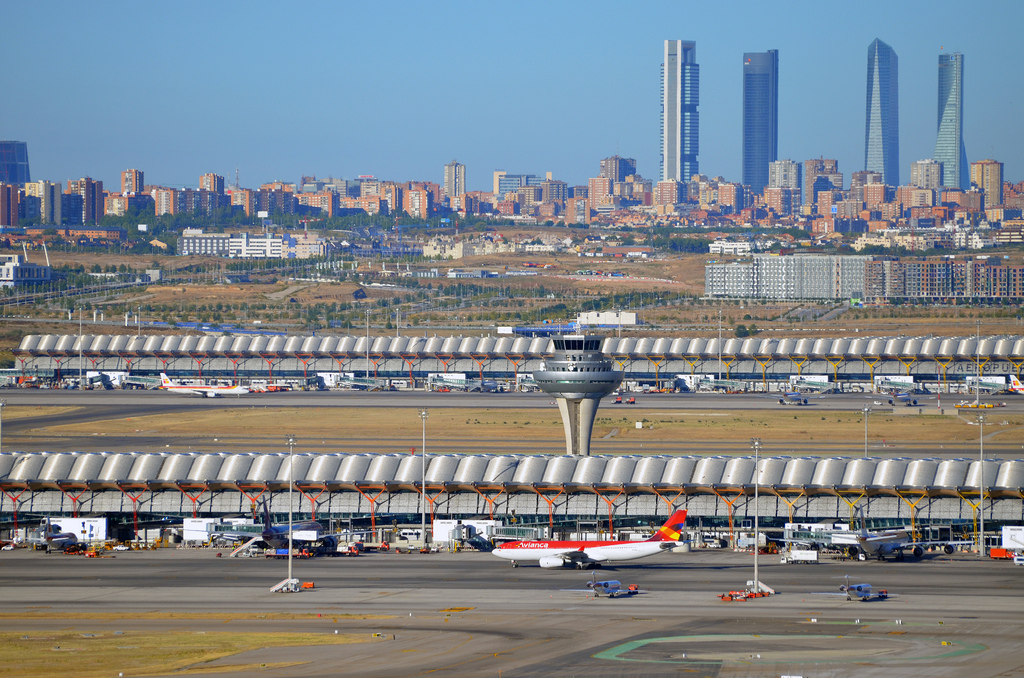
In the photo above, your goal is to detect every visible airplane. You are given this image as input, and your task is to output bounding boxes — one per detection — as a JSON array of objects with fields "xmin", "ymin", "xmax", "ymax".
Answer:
[
  {"xmin": 778, "ymin": 391, "xmax": 810, "ymax": 406},
  {"xmin": 888, "ymin": 391, "xmax": 919, "ymax": 406},
  {"xmin": 160, "ymin": 373, "xmax": 249, "ymax": 398},
  {"xmin": 839, "ymin": 576, "xmax": 892, "ymax": 601},
  {"xmin": 1009, "ymin": 376, "xmax": 1024, "ymax": 394},
  {"xmin": 562, "ymin": 573, "xmax": 648, "ymax": 598},
  {"xmin": 491, "ymin": 510, "xmax": 688, "ymax": 569},
  {"xmin": 26, "ymin": 518, "xmax": 78, "ymax": 552},
  {"xmin": 831, "ymin": 511, "xmax": 964, "ymax": 561}
]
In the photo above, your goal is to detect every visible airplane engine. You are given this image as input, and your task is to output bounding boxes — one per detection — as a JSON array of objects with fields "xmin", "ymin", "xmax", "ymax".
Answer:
[
  {"xmin": 911, "ymin": 399, "xmax": 918, "ymax": 406},
  {"xmin": 778, "ymin": 398, "xmax": 785, "ymax": 404},
  {"xmin": 539, "ymin": 556, "xmax": 571, "ymax": 569},
  {"xmin": 912, "ymin": 546, "xmax": 924, "ymax": 558},
  {"xmin": 845, "ymin": 545, "xmax": 859, "ymax": 558},
  {"xmin": 888, "ymin": 399, "xmax": 895, "ymax": 405},
  {"xmin": 801, "ymin": 398, "xmax": 808, "ymax": 405}
]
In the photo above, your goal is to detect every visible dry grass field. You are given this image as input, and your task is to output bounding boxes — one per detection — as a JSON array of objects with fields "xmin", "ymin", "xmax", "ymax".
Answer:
[{"xmin": 11, "ymin": 405, "xmax": 1020, "ymax": 453}]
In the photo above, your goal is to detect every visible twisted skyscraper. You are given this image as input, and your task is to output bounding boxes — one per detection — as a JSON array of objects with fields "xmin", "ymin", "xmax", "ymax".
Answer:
[
  {"xmin": 864, "ymin": 39, "xmax": 899, "ymax": 187},
  {"xmin": 933, "ymin": 52, "xmax": 968, "ymax": 190}
]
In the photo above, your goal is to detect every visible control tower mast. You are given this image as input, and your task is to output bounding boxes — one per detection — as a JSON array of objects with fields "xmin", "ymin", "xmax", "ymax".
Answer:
[{"xmin": 532, "ymin": 334, "xmax": 623, "ymax": 456}]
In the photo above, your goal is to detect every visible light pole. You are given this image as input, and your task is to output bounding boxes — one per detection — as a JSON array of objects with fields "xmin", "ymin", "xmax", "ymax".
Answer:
[
  {"xmin": 750, "ymin": 437, "xmax": 761, "ymax": 594},
  {"xmin": 419, "ymin": 408, "xmax": 429, "ymax": 547},
  {"xmin": 978, "ymin": 414, "xmax": 985, "ymax": 557},
  {"xmin": 78, "ymin": 307, "xmax": 83, "ymax": 389},
  {"xmin": 862, "ymin": 406, "xmax": 871, "ymax": 458},
  {"xmin": 287, "ymin": 434, "xmax": 296, "ymax": 586},
  {"xmin": 0, "ymin": 399, "xmax": 6, "ymax": 456},
  {"xmin": 365, "ymin": 308, "xmax": 371, "ymax": 383}
]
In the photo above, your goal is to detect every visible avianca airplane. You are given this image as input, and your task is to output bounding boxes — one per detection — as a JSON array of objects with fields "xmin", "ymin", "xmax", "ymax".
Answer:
[
  {"xmin": 491, "ymin": 510, "xmax": 687, "ymax": 569},
  {"xmin": 160, "ymin": 373, "xmax": 249, "ymax": 397}
]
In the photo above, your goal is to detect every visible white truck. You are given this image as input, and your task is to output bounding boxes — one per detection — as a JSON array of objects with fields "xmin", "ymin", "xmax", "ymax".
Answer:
[{"xmin": 781, "ymin": 549, "xmax": 819, "ymax": 564}]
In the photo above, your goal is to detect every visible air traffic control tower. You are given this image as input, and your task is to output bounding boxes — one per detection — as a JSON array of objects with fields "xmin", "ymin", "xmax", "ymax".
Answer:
[{"xmin": 533, "ymin": 334, "xmax": 623, "ymax": 456}]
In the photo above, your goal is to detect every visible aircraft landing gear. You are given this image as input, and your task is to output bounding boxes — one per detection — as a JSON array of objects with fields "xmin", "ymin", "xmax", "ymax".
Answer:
[{"xmin": 510, "ymin": 560, "xmax": 519, "ymax": 568}]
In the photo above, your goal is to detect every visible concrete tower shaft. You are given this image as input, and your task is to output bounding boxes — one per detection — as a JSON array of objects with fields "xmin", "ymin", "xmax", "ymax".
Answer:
[{"xmin": 532, "ymin": 335, "xmax": 623, "ymax": 456}]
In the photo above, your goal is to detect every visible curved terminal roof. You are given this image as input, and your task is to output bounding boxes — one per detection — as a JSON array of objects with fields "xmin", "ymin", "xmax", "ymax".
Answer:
[
  {"xmin": 2, "ymin": 451, "xmax": 1021, "ymax": 498},
  {"xmin": 15, "ymin": 334, "xmax": 1024, "ymax": 361}
]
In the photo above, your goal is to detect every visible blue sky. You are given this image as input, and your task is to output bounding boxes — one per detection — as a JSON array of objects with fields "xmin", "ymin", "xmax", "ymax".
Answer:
[{"xmin": 5, "ymin": 1, "xmax": 1022, "ymax": 192}]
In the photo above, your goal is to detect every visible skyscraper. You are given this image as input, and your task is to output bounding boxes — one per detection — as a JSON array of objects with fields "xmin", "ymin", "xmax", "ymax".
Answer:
[
  {"xmin": 933, "ymin": 52, "xmax": 968, "ymax": 190},
  {"xmin": 0, "ymin": 141, "xmax": 31, "ymax": 185},
  {"xmin": 742, "ymin": 50, "xmax": 778, "ymax": 196},
  {"xmin": 600, "ymin": 155, "xmax": 636, "ymax": 183},
  {"xmin": 864, "ymin": 39, "xmax": 899, "ymax": 187},
  {"xmin": 443, "ymin": 160, "xmax": 465, "ymax": 199},
  {"xmin": 661, "ymin": 40, "xmax": 699, "ymax": 183}
]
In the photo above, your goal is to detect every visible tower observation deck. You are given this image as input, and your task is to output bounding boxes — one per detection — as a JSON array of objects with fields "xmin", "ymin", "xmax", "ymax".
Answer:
[{"xmin": 532, "ymin": 334, "xmax": 623, "ymax": 456}]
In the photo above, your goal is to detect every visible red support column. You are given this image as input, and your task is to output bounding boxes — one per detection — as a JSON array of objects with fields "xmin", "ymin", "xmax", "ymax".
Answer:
[
  {"xmin": 530, "ymin": 486, "xmax": 566, "ymax": 532},
  {"xmin": 57, "ymin": 486, "xmax": 90, "ymax": 518},
  {"xmin": 175, "ymin": 484, "xmax": 208, "ymax": 518},
  {"xmin": 1, "ymin": 488, "xmax": 28, "ymax": 534},
  {"xmin": 353, "ymin": 485, "xmax": 389, "ymax": 529},
  {"xmin": 593, "ymin": 488, "xmax": 625, "ymax": 535},
  {"xmin": 296, "ymin": 484, "xmax": 328, "ymax": 519},
  {"xmin": 470, "ymin": 486, "xmax": 506, "ymax": 519},
  {"xmin": 117, "ymin": 485, "xmax": 149, "ymax": 539}
]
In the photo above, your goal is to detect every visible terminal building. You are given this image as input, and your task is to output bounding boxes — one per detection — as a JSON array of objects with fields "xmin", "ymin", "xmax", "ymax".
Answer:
[
  {"xmin": 1, "ymin": 451, "xmax": 1020, "ymax": 539},
  {"xmin": 11, "ymin": 333, "xmax": 1024, "ymax": 390}
]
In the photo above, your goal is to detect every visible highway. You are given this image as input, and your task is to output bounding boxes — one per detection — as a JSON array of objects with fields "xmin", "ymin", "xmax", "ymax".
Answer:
[{"xmin": 0, "ymin": 546, "xmax": 1021, "ymax": 677}]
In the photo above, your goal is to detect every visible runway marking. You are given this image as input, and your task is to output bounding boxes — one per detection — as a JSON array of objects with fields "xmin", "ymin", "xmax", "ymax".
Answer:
[{"xmin": 594, "ymin": 634, "xmax": 986, "ymax": 665}]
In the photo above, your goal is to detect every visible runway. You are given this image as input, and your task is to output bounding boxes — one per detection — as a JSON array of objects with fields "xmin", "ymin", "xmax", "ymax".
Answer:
[
  {"xmin": 2, "ymin": 388, "xmax": 1020, "ymax": 457},
  {"xmin": 0, "ymin": 547, "xmax": 1021, "ymax": 677}
]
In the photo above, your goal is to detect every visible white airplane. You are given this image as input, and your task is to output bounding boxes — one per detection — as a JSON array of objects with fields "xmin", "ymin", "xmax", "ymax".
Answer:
[
  {"xmin": 563, "ymin": 573, "xmax": 648, "ymax": 598},
  {"xmin": 839, "ymin": 576, "xmax": 892, "ymax": 601},
  {"xmin": 778, "ymin": 391, "xmax": 810, "ymax": 406},
  {"xmin": 832, "ymin": 511, "xmax": 964, "ymax": 561},
  {"xmin": 491, "ymin": 510, "xmax": 687, "ymax": 569},
  {"xmin": 26, "ymin": 518, "xmax": 78, "ymax": 552},
  {"xmin": 160, "ymin": 373, "xmax": 249, "ymax": 397},
  {"xmin": 1009, "ymin": 376, "xmax": 1024, "ymax": 394}
]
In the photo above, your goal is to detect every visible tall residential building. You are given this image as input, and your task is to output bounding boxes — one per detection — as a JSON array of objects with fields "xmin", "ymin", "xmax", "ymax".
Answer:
[
  {"xmin": 742, "ymin": 50, "xmax": 779, "ymax": 196},
  {"xmin": 443, "ymin": 160, "xmax": 466, "ymax": 199},
  {"xmin": 600, "ymin": 155, "xmax": 637, "ymax": 183},
  {"xmin": 23, "ymin": 181, "xmax": 63, "ymax": 225},
  {"xmin": 200, "ymin": 173, "xmax": 225, "ymax": 194},
  {"xmin": 0, "ymin": 184, "xmax": 18, "ymax": 226},
  {"xmin": 661, "ymin": 40, "xmax": 699, "ymax": 183},
  {"xmin": 864, "ymin": 39, "xmax": 899, "ymax": 187},
  {"xmin": 0, "ymin": 141, "xmax": 30, "ymax": 184},
  {"xmin": 933, "ymin": 52, "xmax": 968, "ymax": 190},
  {"xmin": 804, "ymin": 158, "xmax": 840, "ymax": 207},
  {"xmin": 66, "ymin": 177, "xmax": 104, "ymax": 224},
  {"xmin": 910, "ymin": 159, "xmax": 943, "ymax": 190},
  {"xmin": 768, "ymin": 159, "xmax": 802, "ymax": 203},
  {"xmin": 121, "ymin": 169, "xmax": 144, "ymax": 194},
  {"xmin": 970, "ymin": 159, "xmax": 1003, "ymax": 207}
]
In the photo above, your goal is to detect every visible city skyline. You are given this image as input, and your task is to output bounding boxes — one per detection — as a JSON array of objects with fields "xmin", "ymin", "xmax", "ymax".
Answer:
[{"xmin": 4, "ymin": 1, "xmax": 1023, "ymax": 191}]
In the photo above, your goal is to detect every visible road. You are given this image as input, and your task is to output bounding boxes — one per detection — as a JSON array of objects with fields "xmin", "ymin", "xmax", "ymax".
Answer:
[{"xmin": 0, "ymin": 546, "xmax": 1021, "ymax": 677}]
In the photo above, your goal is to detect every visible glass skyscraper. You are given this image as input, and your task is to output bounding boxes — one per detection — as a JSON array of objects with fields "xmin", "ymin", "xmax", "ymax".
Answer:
[
  {"xmin": 0, "ymin": 141, "xmax": 31, "ymax": 185},
  {"xmin": 933, "ymin": 52, "xmax": 968, "ymax": 190},
  {"xmin": 864, "ymin": 39, "xmax": 899, "ymax": 187},
  {"xmin": 742, "ymin": 50, "xmax": 778, "ymax": 196},
  {"xmin": 661, "ymin": 40, "xmax": 699, "ymax": 183}
]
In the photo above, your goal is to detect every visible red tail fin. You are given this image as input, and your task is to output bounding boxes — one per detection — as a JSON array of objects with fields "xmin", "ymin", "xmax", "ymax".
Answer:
[{"xmin": 647, "ymin": 510, "xmax": 687, "ymax": 542}]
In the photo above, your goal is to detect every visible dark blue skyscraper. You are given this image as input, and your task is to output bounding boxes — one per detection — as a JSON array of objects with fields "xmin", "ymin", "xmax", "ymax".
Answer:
[
  {"xmin": 864, "ymin": 39, "xmax": 899, "ymax": 187},
  {"xmin": 661, "ymin": 40, "xmax": 699, "ymax": 183},
  {"xmin": 742, "ymin": 50, "xmax": 778, "ymax": 196},
  {"xmin": 933, "ymin": 52, "xmax": 968, "ymax": 190},
  {"xmin": 0, "ymin": 141, "xmax": 31, "ymax": 185}
]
